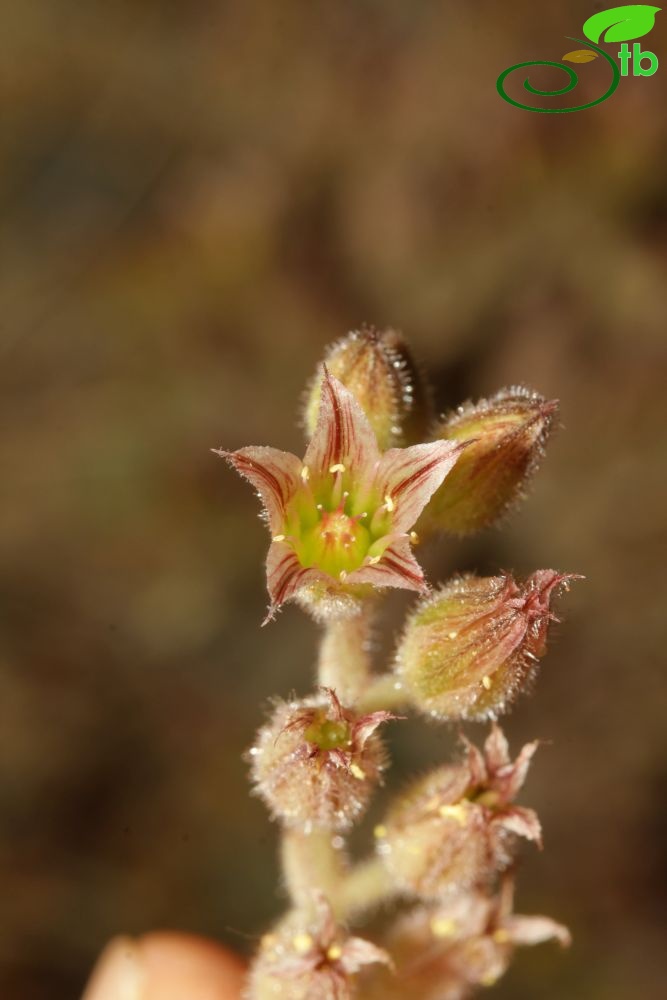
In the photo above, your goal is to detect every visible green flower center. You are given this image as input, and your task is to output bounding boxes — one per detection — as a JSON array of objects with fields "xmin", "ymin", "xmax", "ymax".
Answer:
[
  {"xmin": 304, "ymin": 714, "xmax": 351, "ymax": 751},
  {"xmin": 282, "ymin": 466, "xmax": 395, "ymax": 579}
]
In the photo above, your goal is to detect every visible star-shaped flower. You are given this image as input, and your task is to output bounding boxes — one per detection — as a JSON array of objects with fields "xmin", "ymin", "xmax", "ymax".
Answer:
[
  {"xmin": 376, "ymin": 725, "xmax": 542, "ymax": 898},
  {"xmin": 216, "ymin": 369, "xmax": 466, "ymax": 622},
  {"xmin": 250, "ymin": 894, "xmax": 392, "ymax": 1000}
]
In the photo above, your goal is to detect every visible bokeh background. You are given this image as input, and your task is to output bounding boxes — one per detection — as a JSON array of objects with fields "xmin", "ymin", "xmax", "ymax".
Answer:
[{"xmin": 2, "ymin": 1, "xmax": 666, "ymax": 997}]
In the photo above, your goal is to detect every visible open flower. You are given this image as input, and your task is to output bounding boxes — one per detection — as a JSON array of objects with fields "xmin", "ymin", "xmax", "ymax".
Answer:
[
  {"xmin": 373, "ymin": 879, "xmax": 569, "ymax": 1000},
  {"xmin": 248, "ymin": 894, "xmax": 392, "ymax": 1000},
  {"xmin": 249, "ymin": 688, "xmax": 397, "ymax": 832},
  {"xmin": 376, "ymin": 725, "xmax": 542, "ymax": 898},
  {"xmin": 216, "ymin": 369, "xmax": 465, "ymax": 621}
]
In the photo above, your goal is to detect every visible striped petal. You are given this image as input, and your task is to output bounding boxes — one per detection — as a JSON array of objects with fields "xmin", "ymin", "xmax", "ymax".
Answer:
[
  {"xmin": 375, "ymin": 440, "xmax": 467, "ymax": 532},
  {"xmin": 216, "ymin": 446, "xmax": 302, "ymax": 533},
  {"xmin": 303, "ymin": 369, "xmax": 380, "ymax": 481},
  {"xmin": 348, "ymin": 535, "xmax": 427, "ymax": 593},
  {"xmin": 265, "ymin": 541, "xmax": 327, "ymax": 622}
]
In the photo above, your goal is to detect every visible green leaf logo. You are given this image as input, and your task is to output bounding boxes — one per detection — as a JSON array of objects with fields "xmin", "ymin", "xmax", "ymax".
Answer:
[{"xmin": 583, "ymin": 4, "xmax": 661, "ymax": 43}]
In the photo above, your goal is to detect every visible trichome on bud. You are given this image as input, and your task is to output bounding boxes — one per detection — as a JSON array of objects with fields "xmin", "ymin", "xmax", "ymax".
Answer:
[
  {"xmin": 375, "ymin": 726, "xmax": 542, "ymax": 899},
  {"xmin": 249, "ymin": 688, "xmax": 397, "ymax": 832},
  {"xmin": 424, "ymin": 387, "xmax": 558, "ymax": 536},
  {"xmin": 395, "ymin": 569, "xmax": 579, "ymax": 720},
  {"xmin": 303, "ymin": 327, "xmax": 432, "ymax": 451}
]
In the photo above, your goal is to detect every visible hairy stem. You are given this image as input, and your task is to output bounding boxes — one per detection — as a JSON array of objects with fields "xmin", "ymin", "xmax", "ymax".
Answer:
[
  {"xmin": 332, "ymin": 856, "xmax": 397, "ymax": 921},
  {"xmin": 317, "ymin": 605, "xmax": 376, "ymax": 701},
  {"xmin": 281, "ymin": 829, "xmax": 346, "ymax": 914},
  {"xmin": 356, "ymin": 673, "xmax": 410, "ymax": 714}
]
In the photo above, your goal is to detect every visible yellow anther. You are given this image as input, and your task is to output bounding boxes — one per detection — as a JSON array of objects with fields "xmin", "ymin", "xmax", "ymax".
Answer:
[
  {"xmin": 329, "ymin": 463, "xmax": 346, "ymax": 474},
  {"xmin": 438, "ymin": 804, "xmax": 468, "ymax": 826},
  {"xmin": 300, "ymin": 465, "xmax": 310, "ymax": 482},
  {"xmin": 384, "ymin": 494, "xmax": 395, "ymax": 512},
  {"xmin": 326, "ymin": 944, "xmax": 343, "ymax": 961},
  {"xmin": 272, "ymin": 534, "xmax": 286, "ymax": 542},
  {"xmin": 482, "ymin": 675, "xmax": 492, "ymax": 690},
  {"xmin": 373, "ymin": 824, "xmax": 387, "ymax": 839},
  {"xmin": 409, "ymin": 530, "xmax": 419, "ymax": 545},
  {"xmin": 448, "ymin": 631, "xmax": 458, "ymax": 639},
  {"xmin": 350, "ymin": 762, "xmax": 366, "ymax": 780},
  {"xmin": 430, "ymin": 916, "xmax": 457, "ymax": 939},
  {"xmin": 292, "ymin": 933, "xmax": 313, "ymax": 954},
  {"xmin": 339, "ymin": 570, "xmax": 348, "ymax": 582},
  {"xmin": 493, "ymin": 928, "xmax": 511, "ymax": 944},
  {"xmin": 367, "ymin": 555, "xmax": 381, "ymax": 565},
  {"xmin": 260, "ymin": 933, "xmax": 278, "ymax": 951}
]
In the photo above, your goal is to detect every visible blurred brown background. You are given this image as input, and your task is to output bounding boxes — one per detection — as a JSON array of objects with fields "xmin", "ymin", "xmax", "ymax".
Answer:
[{"xmin": 1, "ymin": 1, "xmax": 666, "ymax": 997}]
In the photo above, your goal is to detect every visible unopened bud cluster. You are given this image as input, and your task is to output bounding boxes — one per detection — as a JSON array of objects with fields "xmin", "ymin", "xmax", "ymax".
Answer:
[{"xmin": 218, "ymin": 328, "xmax": 579, "ymax": 1000}]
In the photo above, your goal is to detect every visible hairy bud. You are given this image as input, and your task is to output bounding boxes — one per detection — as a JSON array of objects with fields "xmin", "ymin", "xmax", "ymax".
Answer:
[
  {"xmin": 375, "ymin": 726, "xmax": 542, "ymax": 899},
  {"xmin": 395, "ymin": 569, "xmax": 578, "ymax": 720},
  {"xmin": 366, "ymin": 881, "xmax": 570, "ymax": 1000},
  {"xmin": 247, "ymin": 895, "xmax": 391, "ymax": 1000},
  {"xmin": 424, "ymin": 387, "xmax": 557, "ymax": 535},
  {"xmin": 303, "ymin": 327, "xmax": 432, "ymax": 450},
  {"xmin": 249, "ymin": 689, "xmax": 396, "ymax": 832}
]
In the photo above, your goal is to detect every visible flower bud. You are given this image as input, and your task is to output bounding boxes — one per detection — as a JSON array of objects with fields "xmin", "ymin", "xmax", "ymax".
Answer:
[
  {"xmin": 395, "ymin": 569, "xmax": 578, "ymax": 720},
  {"xmin": 249, "ymin": 689, "xmax": 395, "ymax": 832},
  {"xmin": 375, "ymin": 726, "xmax": 542, "ymax": 899},
  {"xmin": 303, "ymin": 327, "xmax": 432, "ymax": 450},
  {"xmin": 248, "ymin": 895, "xmax": 391, "ymax": 1000},
  {"xmin": 424, "ymin": 387, "xmax": 558, "ymax": 535}
]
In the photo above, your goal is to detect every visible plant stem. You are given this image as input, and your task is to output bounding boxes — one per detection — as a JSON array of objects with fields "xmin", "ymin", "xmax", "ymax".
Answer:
[
  {"xmin": 356, "ymin": 673, "xmax": 410, "ymax": 714},
  {"xmin": 333, "ymin": 856, "xmax": 397, "ymax": 921},
  {"xmin": 317, "ymin": 605, "xmax": 376, "ymax": 701},
  {"xmin": 281, "ymin": 829, "xmax": 346, "ymax": 914}
]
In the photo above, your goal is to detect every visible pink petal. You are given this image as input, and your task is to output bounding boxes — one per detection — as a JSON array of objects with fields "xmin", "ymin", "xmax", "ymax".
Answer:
[
  {"xmin": 352, "ymin": 710, "xmax": 400, "ymax": 749},
  {"xmin": 498, "ymin": 805, "xmax": 542, "ymax": 846},
  {"xmin": 340, "ymin": 936, "xmax": 393, "ymax": 974},
  {"xmin": 347, "ymin": 536, "xmax": 427, "ymax": 593},
  {"xmin": 265, "ymin": 542, "xmax": 327, "ymax": 623},
  {"xmin": 484, "ymin": 724, "xmax": 510, "ymax": 772},
  {"xmin": 303, "ymin": 369, "xmax": 380, "ymax": 480},
  {"xmin": 498, "ymin": 740, "xmax": 539, "ymax": 801},
  {"xmin": 375, "ymin": 440, "xmax": 467, "ymax": 532},
  {"xmin": 216, "ymin": 446, "xmax": 302, "ymax": 533},
  {"xmin": 503, "ymin": 914, "xmax": 571, "ymax": 948}
]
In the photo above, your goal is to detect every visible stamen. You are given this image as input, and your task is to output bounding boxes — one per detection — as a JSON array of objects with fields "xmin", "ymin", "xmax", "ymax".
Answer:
[
  {"xmin": 300, "ymin": 465, "xmax": 310, "ymax": 482},
  {"xmin": 482, "ymin": 675, "xmax": 492, "ymax": 690},
  {"xmin": 384, "ymin": 493, "xmax": 395, "ymax": 512},
  {"xmin": 327, "ymin": 944, "xmax": 343, "ymax": 961},
  {"xmin": 329, "ymin": 463, "xmax": 345, "ymax": 474},
  {"xmin": 409, "ymin": 530, "xmax": 419, "ymax": 545},
  {"xmin": 272, "ymin": 534, "xmax": 286, "ymax": 542},
  {"xmin": 292, "ymin": 933, "xmax": 313, "ymax": 954}
]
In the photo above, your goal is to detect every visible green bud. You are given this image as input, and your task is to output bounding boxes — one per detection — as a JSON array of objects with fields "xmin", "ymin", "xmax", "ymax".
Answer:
[
  {"xmin": 424, "ymin": 387, "xmax": 558, "ymax": 535},
  {"xmin": 303, "ymin": 327, "xmax": 432, "ymax": 450},
  {"xmin": 395, "ymin": 570, "xmax": 578, "ymax": 721}
]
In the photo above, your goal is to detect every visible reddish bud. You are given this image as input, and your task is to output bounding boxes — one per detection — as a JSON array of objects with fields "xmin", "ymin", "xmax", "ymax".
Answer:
[
  {"xmin": 375, "ymin": 726, "xmax": 542, "ymax": 899},
  {"xmin": 395, "ymin": 569, "xmax": 579, "ymax": 720},
  {"xmin": 248, "ymin": 894, "xmax": 391, "ymax": 1000},
  {"xmin": 303, "ymin": 327, "xmax": 432, "ymax": 451},
  {"xmin": 249, "ymin": 689, "xmax": 396, "ymax": 832},
  {"xmin": 425, "ymin": 387, "xmax": 558, "ymax": 535}
]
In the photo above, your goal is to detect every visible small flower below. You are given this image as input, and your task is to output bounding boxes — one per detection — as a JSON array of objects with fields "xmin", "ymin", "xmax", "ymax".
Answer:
[
  {"xmin": 247, "ymin": 894, "xmax": 392, "ymax": 1000},
  {"xmin": 376, "ymin": 725, "xmax": 542, "ymax": 898}
]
